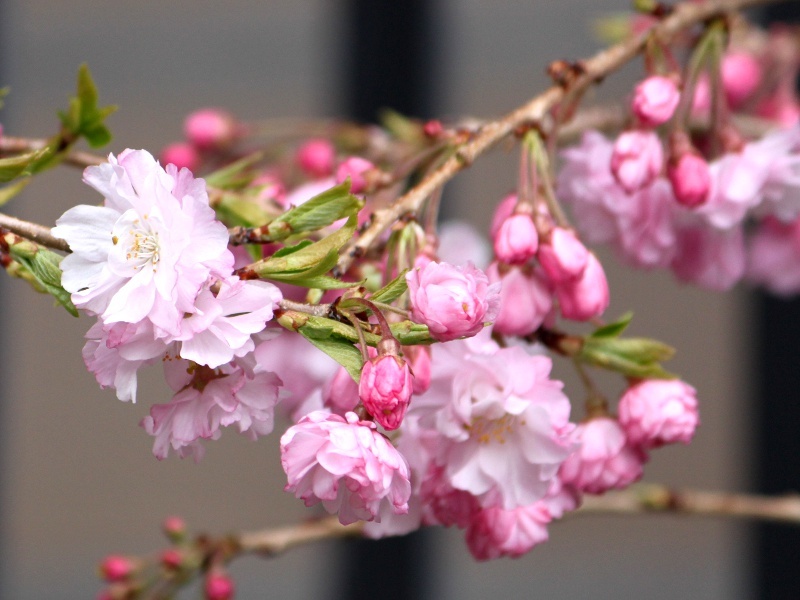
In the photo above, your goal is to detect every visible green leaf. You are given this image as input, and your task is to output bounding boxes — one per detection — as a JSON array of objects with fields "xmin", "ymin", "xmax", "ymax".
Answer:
[
  {"xmin": 0, "ymin": 177, "xmax": 32, "ymax": 206},
  {"xmin": 0, "ymin": 87, "xmax": 9, "ymax": 110},
  {"xmin": 590, "ymin": 312, "xmax": 633, "ymax": 338},
  {"xmin": 370, "ymin": 270, "xmax": 409, "ymax": 305},
  {"xmin": 300, "ymin": 332, "xmax": 364, "ymax": 382},
  {"xmin": 57, "ymin": 64, "xmax": 117, "ymax": 148},
  {"xmin": 267, "ymin": 181, "xmax": 364, "ymax": 241},
  {"xmin": 215, "ymin": 194, "xmax": 271, "ymax": 228},
  {"xmin": 271, "ymin": 239, "xmax": 313, "ymax": 258},
  {"xmin": 204, "ymin": 152, "xmax": 264, "ymax": 189},
  {"xmin": 8, "ymin": 240, "xmax": 78, "ymax": 316},
  {"xmin": 0, "ymin": 150, "xmax": 50, "ymax": 183},
  {"xmin": 580, "ymin": 335, "xmax": 675, "ymax": 379}
]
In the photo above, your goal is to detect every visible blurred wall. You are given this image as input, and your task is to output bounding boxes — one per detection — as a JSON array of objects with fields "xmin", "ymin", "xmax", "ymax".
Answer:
[{"xmin": 1, "ymin": 1, "xmax": 752, "ymax": 598}]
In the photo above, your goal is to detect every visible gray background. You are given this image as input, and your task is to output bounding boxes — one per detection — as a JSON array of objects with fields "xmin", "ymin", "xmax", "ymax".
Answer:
[{"xmin": 1, "ymin": 1, "xmax": 754, "ymax": 598}]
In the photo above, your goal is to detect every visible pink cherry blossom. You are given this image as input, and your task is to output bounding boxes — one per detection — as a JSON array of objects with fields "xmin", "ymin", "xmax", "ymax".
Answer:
[
  {"xmin": 406, "ymin": 261, "xmax": 500, "ymax": 342},
  {"xmin": 558, "ymin": 417, "xmax": 646, "ymax": 494},
  {"xmin": 618, "ymin": 379, "xmax": 699, "ymax": 449},
  {"xmin": 415, "ymin": 342, "xmax": 577, "ymax": 510},
  {"xmin": 487, "ymin": 262, "xmax": 553, "ymax": 337},
  {"xmin": 52, "ymin": 150, "xmax": 234, "ymax": 336},
  {"xmin": 670, "ymin": 223, "xmax": 745, "ymax": 291},
  {"xmin": 405, "ymin": 345, "xmax": 432, "ymax": 394},
  {"xmin": 721, "ymin": 52, "xmax": 762, "ymax": 108},
  {"xmin": 280, "ymin": 411, "xmax": 411, "ymax": 525},
  {"xmin": 335, "ymin": 156, "xmax": 374, "ymax": 194},
  {"xmin": 493, "ymin": 213, "xmax": 539, "ymax": 264},
  {"xmin": 490, "ymin": 193, "xmax": 518, "ymax": 239},
  {"xmin": 537, "ymin": 227, "xmax": 589, "ymax": 283},
  {"xmin": 555, "ymin": 253, "xmax": 610, "ymax": 321},
  {"xmin": 631, "ymin": 75, "xmax": 680, "ymax": 127},
  {"xmin": 610, "ymin": 129, "xmax": 664, "ymax": 193},
  {"xmin": 465, "ymin": 502, "xmax": 551, "ymax": 560},
  {"xmin": 359, "ymin": 354, "xmax": 414, "ymax": 430},
  {"xmin": 668, "ymin": 151, "xmax": 711, "ymax": 208}
]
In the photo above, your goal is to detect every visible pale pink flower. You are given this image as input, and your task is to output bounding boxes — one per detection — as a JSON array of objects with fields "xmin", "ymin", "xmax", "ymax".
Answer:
[
  {"xmin": 142, "ymin": 358, "xmax": 281, "ymax": 461},
  {"xmin": 747, "ymin": 216, "xmax": 800, "ymax": 295},
  {"xmin": 53, "ymin": 150, "xmax": 234, "ymax": 335},
  {"xmin": 184, "ymin": 108, "xmax": 238, "ymax": 151},
  {"xmin": 631, "ymin": 75, "xmax": 680, "ymax": 127},
  {"xmin": 670, "ymin": 223, "xmax": 745, "ymax": 291},
  {"xmin": 323, "ymin": 366, "xmax": 361, "ymax": 414},
  {"xmin": 487, "ymin": 262, "xmax": 552, "ymax": 337},
  {"xmin": 359, "ymin": 354, "xmax": 414, "ymax": 430},
  {"xmin": 416, "ymin": 342, "xmax": 577, "ymax": 510},
  {"xmin": 615, "ymin": 179, "xmax": 677, "ymax": 268},
  {"xmin": 618, "ymin": 379, "xmax": 699, "ymax": 448},
  {"xmin": 721, "ymin": 52, "xmax": 762, "ymax": 108},
  {"xmin": 438, "ymin": 221, "xmax": 491, "ymax": 269},
  {"xmin": 406, "ymin": 261, "xmax": 500, "ymax": 342},
  {"xmin": 610, "ymin": 129, "xmax": 663, "ymax": 193},
  {"xmin": 493, "ymin": 213, "xmax": 539, "ymax": 265},
  {"xmin": 280, "ymin": 411, "xmax": 411, "ymax": 525},
  {"xmin": 555, "ymin": 253, "xmax": 609, "ymax": 321},
  {"xmin": 335, "ymin": 156, "xmax": 374, "ymax": 194},
  {"xmin": 559, "ymin": 417, "xmax": 646, "ymax": 494},
  {"xmin": 295, "ymin": 138, "xmax": 335, "ymax": 179},
  {"xmin": 537, "ymin": 227, "xmax": 589, "ymax": 283},
  {"xmin": 176, "ymin": 277, "xmax": 282, "ymax": 368},
  {"xmin": 699, "ymin": 151, "xmax": 768, "ymax": 228}
]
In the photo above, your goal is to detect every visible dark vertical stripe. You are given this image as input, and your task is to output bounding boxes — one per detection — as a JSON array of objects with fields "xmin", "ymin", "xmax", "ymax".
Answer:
[
  {"xmin": 754, "ymin": 6, "xmax": 800, "ymax": 599},
  {"xmin": 335, "ymin": 2, "xmax": 438, "ymax": 599}
]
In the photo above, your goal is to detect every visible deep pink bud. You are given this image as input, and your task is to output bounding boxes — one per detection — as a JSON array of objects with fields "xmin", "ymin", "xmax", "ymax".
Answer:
[
  {"xmin": 205, "ymin": 573, "xmax": 235, "ymax": 600},
  {"xmin": 721, "ymin": 52, "xmax": 762, "ymax": 108},
  {"xmin": 359, "ymin": 354, "xmax": 413, "ymax": 430},
  {"xmin": 488, "ymin": 262, "xmax": 552, "ymax": 337},
  {"xmin": 423, "ymin": 119, "xmax": 444, "ymax": 138},
  {"xmin": 610, "ymin": 130, "xmax": 663, "ymax": 193},
  {"xmin": 99, "ymin": 555, "xmax": 135, "ymax": 583},
  {"xmin": 160, "ymin": 548, "xmax": 184, "ymax": 571},
  {"xmin": 668, "ymin": 153, "xmax": 711, "ymax": 207},
  {"xmin": 493, "ymin": 213, "xmax": 539, "ymax": 264},
  {"xmin": 537, "ymin": 227, "xmax": 589, "ymax": 283},
  {"xmin": 555, "ymin": 253, "xmax": 609, "ymax": 321},
  {"xmin": 296, "ymin": 138, "xmax": 335, "ymax": 179},
  {"xmin": 160, "ymin": 142, "xmax": 200, "ymax": 172},
  {"xmin": 618, "ymin": 379, "xmax": 699, "ymax": 448},
  {"xmin": 406, "ymin": 261, "xmax": 501, "ymax": 342},
  {"xmin": 335, "ymin": 156, "xmax": 375, "ymax": 194},
  {"xmin": 631, "ymin": 75, "xmax": 680, "ymax": 127},
  {"xmin": 184, "ymin": 108, "xmax": 238, "ymax": 151}
]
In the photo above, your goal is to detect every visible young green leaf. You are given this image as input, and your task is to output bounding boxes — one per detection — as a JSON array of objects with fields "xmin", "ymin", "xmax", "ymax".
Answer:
[{"xmin": 370, "ymin": 270, "xmax": 409, "ymax": 305}]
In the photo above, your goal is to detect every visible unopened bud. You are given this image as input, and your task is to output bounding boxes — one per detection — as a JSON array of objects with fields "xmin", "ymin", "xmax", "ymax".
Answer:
[
  {"xmin": 296, "ymin": 138, "xmax": 335, "ymax": 179},
  {"xmin": 610, "ymin": 129, "xmax": 663, "ymax": 193},
  {"xmin": 161, "ymin": 548, "xmax": 185, "ymax": 571},
  {"xmin": 359, "ymin": 353, "xmax": 413, "ymax": 430},
  {"xmin": 99, "ymin": 555, "xmax": 136, "ymax": 583},
  {"xmin": 162, "ymin": 515, "xmax": 186, "ymax": 542},
  {"xmin": 721, "ymin": 52, "xmax": 762, "ymax": 108},
  {"xmin": 493, "ymin": 213, "xmax": 539, "ymax": 264},
  {"xmin": 184, "ymin": 108, "xmax": 239, "ymax": 151},
  {"xmin": 555, "ymin": 253, "xmax": 609, "ymax": 321},
  {"xmin": 160, "ymin": 142, "xmax": 200, "ymax": 172},
  {"xmin": 205, "ymin": 572, "xmax": 235, "ymax": 600},
  {"xmin": 667, "ymin": 132, "xmax": 710, "ymax": 208},
  {"xmin": 538, "ymin": 227, "xmax": 589, "ymax": 283},
  {"xmin": 631, "ymin": 75, "xmax": 680, "ymax": 127},
  {"xmin": 335, "ymin": 156, "xmax": 375, "ymax": 194}
]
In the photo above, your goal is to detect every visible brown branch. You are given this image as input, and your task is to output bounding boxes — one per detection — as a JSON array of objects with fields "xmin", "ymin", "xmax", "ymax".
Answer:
[
  {"xmin": 0, "ymin": 213, "xmax": 70, "ymax": 252},
  {"xmin": 335, "ymin": 0, "xmax": 783, "ymax": 275},
  {"xmin": 237, "ymin": 518, "xmax": 364, "ymax": 555}
]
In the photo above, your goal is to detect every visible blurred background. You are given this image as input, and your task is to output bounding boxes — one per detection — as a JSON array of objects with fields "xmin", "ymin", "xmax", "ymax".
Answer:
[{"xmin": 0, "ymin": 0, "xmax": 781, "ymax": 598}]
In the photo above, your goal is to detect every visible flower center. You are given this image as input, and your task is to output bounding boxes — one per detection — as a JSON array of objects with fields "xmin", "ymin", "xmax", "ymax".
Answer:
[
  {"xmin": 467, "ymin": 413, "xmax": 524, "ymax": 445},
  {"xmin": 115, "ymin": 214, "xmax": 161, "ymax": 271}
]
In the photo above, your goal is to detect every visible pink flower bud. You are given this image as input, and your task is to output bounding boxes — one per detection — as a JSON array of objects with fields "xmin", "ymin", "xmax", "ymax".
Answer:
[
  {"xmin": 404, "ymin": 345, "xmax": 432, "ymax": 394},
  {"xmin": 558, "ymin": 417, "xmax": 646, "ymax": 494},
  {"xmin": 335, "ymin": 156, "xmax": 374, "ymax": 194},
  {"xmin": 721, "ymin": 52, "xmax": 762, "ymax": 108},
  {"xmin": 184, "ymin": 108, "xmax": 238, "ymax": 151},
  {"xmin": 488, "ymin": 262, "xmax": 552, "ymax": 337},
  {"xmin": 537, "ymin": 227, "xmax": 589, "ymax": 283},
  {"xmin": 668, "ymin": 153, "xmax": 711, "ymax": 207},
  {"xmin": 324, "ymin": 366, "xmax": 361, "ymax": 414},
  {"xmin": 359, "ymin": 354, "xmax": 413, "ymax": 430},
  {"xmin": 160, "ymin": 142, "xmax": 200, "ymax": 172},
  {"xmin": 493, "ymin": 213, "xmax": 539, "ymax": 264},
  {"xmin": 631, "ymin": 75, "xmax": 680, "ymax": 127},
  {"xmin": 205, "ymin": 572, "xmax": 235, "ymax": 600},
  {"xmin": 160, "ymin": 548, "xmax": 184, "ymax": 571},
  {"xmin": 610, "ymin": 130, "xmax": 663, "ymax": 193},
  {"xmin": 490, "ymin": 193, "xmax": 517, "ymax": 239},
  {"xmin": 406, "ymin": 261, "xmax": 501, "ymax": 342},
  {"xmin": 99, "ymin": 555, "xmax": 135, "ymax": 583},
  {"xmin": 555, "ymin": 253, "xmax": 609, "ymax": 321},
  {"xmin": 618, "ymin": 379, "xmax": 699, "ymax": 448},
  {"xmin": 296, "ymin": 138, "xmax": 335, "ymax": 179},
  {"xmin": 162, "ymin": 515, "xmax": 186, "ymax": 541},
  {"xmin": 423, "ymin": 119, "xmax": 444, "ymax": 138}
]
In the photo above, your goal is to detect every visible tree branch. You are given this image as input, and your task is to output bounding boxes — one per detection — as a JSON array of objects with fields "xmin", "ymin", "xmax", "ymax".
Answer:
[
  {"xmin": 334, "ymin": 0, "xmax": 783, "ymax": 275},
  {"xmin": 0, "ymin": 213, "xmax": 70, "ymax": 252}
]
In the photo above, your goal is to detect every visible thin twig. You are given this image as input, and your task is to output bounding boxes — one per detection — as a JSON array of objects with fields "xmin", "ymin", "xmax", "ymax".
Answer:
[
  {"xmin": 0, "ymin": 213, "xmax": 70, "ymax": 252},
  {"xmin": 0, "ymin": 136, "xmax": 105, "ymax": 168},
  {"xmin": 334, "ymin": 0, "xmax": 782, "ymax": 276}
]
